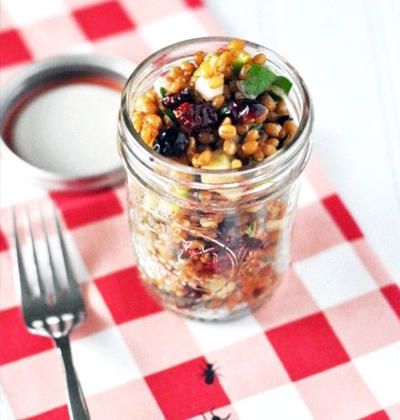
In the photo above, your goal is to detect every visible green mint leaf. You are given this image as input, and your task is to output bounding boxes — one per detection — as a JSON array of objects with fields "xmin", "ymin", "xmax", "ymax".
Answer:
[
  {"xmin": 269, "ymin": 76, "xmax": 293, "ymax": 98},
  {"xmin": 243, "ymin": 64, "xmax": 277, "ymax": 96},
  {"xmin": 269, "ymin": 90, "xmax": 282, "ymax": 101},
  {"xmin": 272, "ymin": 76, "xmax": 292, "ymax": 94},
  {"xmin": 159, "ymin": 87, "xmax": 167, "ymax": 97}
]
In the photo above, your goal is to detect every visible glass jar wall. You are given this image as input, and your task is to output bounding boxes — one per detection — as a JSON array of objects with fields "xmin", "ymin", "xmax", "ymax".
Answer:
[{"xmin": 118, "ymin": 37, "xmax": 313, "ymax": 321}]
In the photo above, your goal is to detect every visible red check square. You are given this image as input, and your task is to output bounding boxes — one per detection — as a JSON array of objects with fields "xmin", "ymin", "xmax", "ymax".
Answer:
[
  {"xmin": 360, "ymin": 411, "xmax": 391, "ymax": 420},
  {"xmin": 51, "ymin": 189, "xmax": 123, "ymax": 229},
  {"xmin": 145, "ymin": 356, "xmax": 230, "ymax": 420},
  {"xmin": 381, "ymin": 285, "xmax": 400, "ymax": 319},
  {"xmin": 24, "ymin": 406, "xmax": 69, "ymax": 420},
  {"xmin": 73, "ymin": 0, "xmax": 135, "ymax": 41},
  {"xmin": 0, "ymin": 229, "xmax": 8, "ymax": 251},
  {"xmin": 95, "ymin": 266, "xmax": 162, "ymax": 324},
  {"xmin": 184, "ymin": 0, "xmax": 204, "ymax": 8},
  {"xmin": 0, "ymin": 29, "xmax": 32, "ymax": 68},
  {"xmin": 323, "ymin": 194, "xmax": 363, "ymax": 241},
  {"xmin": 266, "ymin": 313, "xmax": 350, "ymax": 381},
  {"xmin": 0, "ymin": 306, "xmax": 52, "ymax": 365}
]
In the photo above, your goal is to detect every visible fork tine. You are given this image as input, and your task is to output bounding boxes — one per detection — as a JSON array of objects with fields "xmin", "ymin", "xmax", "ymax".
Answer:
[
  {"xmin": 12, "ymin": 208, "xmax": 33, "ymax": 300},
  {"xmin": 53, "ymin": 207, "xmax": 79, "ymax": 290},
  {"xmin": 40, "ymin": 208, "xmax": 62, "ymax": 294},
  {"xmin": 26, "ymin": 208, "xmax": 47, "ymax": 296}
]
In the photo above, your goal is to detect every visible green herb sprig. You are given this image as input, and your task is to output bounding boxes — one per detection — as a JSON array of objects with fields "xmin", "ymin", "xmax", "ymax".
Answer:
[
  {"xmin": 163, "ymin": 107, "xmax": 176, "ymax": 123},
  {"xmin": 243, "ymin": 64, "xmax": 293, "ymax": 97}
]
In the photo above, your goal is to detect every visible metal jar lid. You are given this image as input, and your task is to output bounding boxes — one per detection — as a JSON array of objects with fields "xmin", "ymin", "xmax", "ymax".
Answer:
[{"xmin": 0, "ymin": 54, "xmax": 134, "ymax": 191}]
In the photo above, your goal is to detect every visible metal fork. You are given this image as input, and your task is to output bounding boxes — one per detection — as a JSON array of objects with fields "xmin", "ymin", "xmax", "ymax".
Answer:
[{"xmin": 13, "ymin": 208, "xmax": 90, "ymax": 420}]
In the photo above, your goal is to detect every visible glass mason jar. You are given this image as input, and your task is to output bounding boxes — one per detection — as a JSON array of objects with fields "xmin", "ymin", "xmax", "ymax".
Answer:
[{"xmin": 118, "ymin": 37, "xmax": 313, "ymax": 321}]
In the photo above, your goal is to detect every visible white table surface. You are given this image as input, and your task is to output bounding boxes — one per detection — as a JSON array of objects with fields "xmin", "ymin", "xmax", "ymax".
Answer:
[{"xmin": 206, "ymin": 0, "xmax": 400, "ymax": 282}]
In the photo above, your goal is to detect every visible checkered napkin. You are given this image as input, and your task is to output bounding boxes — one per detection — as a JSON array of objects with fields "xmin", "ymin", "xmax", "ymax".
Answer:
[{"xmin": 1, "ymin": 1, "xmax": 400, "ymax": 419}]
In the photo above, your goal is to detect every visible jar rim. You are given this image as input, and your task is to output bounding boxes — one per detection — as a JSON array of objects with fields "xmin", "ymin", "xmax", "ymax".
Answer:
[{"xmin": 120, "ymin": 36, "xmax": 313, "ymax": 179}]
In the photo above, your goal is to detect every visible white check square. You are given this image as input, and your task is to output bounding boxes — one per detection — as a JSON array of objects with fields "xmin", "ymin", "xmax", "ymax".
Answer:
[
  {"xmin": 298, "ymin": 177, "xmax": 318, "ymax": 208},
  {"xmin": 354, "ymin": 342, "xmax": 400, "ymax": 407},
  {"xmin": 139, "ymin": 11, "xmax": 207, "ymax": 51},
  {"xmin": 234, "ymin": 383, "xmax": 313, "ymax": 420},
  {"xmin": 0, "ymin": 386, "xmax": 14, "ymax": 420},
  {"xmin": 67, "ymin": 42, "xmax": 95, "ymax": 54},
  {"xmin": 0, "ymin": 163, "xmax": 44, "ymax": 207},
  {"xmin": 294, "ymin": 242, "xmax": 377, "ymax": 309},
  {"xmin": 64, "ymin": 231, "xmax": 91, "ymax": 284},
  {"xmin": 3, "ymin": 0, "xmax": 67, "ymax": 26},
  {"xmin": 71, "ymin": 327, "xmax": 142, "ymax": 396},
  {"xmin": 185, "ymin": 313, "xmax": 262, "ymax": 353}
]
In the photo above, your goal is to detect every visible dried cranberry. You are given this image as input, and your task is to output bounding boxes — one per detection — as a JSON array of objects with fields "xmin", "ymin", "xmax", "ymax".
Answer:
[
  {"xmin": 200, "ymin": 252, "xmax": 231, "ymax": 274},
  {"xmin": 223, "ymin": 99, "xmax": 266, "ymax": 124},
  {"xmin": 212, "ymin": 234, "xmax": 263, "ymax": 269},
  {"xmin": 235, "ymin": 235, "xmax": 263, "ymax": 262},
  {"xmin": 242, "ymin": 234, "xmax": 263, "ymax": 250},
  {"xmin": 276, "ymin": 115, "xmax": 291, "ymax": 125},
  {"xmin": 213, "ymin": 255, "xmax": 233, "ymax": 273},
  {"xmin": 162, "ymin": 88, "xmax": 193, "ymax": 109},
  {"xmin": 174, "ymin": 102, "xmax": 218, "ymax": 132},
  {"xmin": 153, "ymin": 127, "xmax": 188, "ymax": 157},
  {"xmin": 182, "ymin": 284, "xmax": 205, "ymax": 300}
]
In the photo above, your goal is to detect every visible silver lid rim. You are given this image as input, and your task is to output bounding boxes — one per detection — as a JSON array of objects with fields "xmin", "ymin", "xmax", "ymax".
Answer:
[{"xmin": 0, "ymin": 53, "xmax": 135, "ymax": 191}]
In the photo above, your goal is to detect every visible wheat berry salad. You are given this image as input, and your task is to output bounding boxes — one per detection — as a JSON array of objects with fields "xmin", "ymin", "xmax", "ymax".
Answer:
[{"xmin": 118, "ymin": 37, "xmax": 313, "ymax": 321}]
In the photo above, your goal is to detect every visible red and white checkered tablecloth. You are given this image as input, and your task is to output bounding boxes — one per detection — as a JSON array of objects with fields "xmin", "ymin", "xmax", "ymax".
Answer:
[{"xmin": 1, "ymin": 1, "xmax": 400, "ymax": 419}]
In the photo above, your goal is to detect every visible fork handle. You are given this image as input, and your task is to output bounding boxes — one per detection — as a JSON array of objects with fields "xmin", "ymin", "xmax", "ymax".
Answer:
[{"xmin": 56, "ymin": 336, "xmax": 90, "ymax": 420}]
